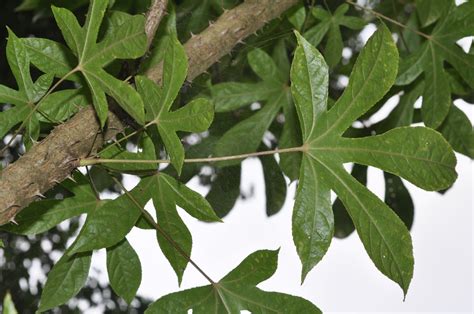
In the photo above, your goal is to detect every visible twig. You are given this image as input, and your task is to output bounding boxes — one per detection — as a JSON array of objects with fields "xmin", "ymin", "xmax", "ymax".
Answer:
[
  {"xmin": 79, "ymin": 146, "xmax": 305, "ymax": 166},
  {"xmin": 145, "ymin": 0, "xmax": 169, "ymax": 50},
  {"xmin": 346, "ymin": 0, "xmax": 432, "ymax": 40}
]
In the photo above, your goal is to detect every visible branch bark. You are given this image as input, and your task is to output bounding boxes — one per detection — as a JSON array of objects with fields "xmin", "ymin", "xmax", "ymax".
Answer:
[{"xmin": 0, "ymin": 0, "xmax": 298, "ymax": 225}]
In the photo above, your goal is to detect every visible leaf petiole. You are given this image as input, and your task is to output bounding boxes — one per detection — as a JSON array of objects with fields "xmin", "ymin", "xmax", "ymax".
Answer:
[{"xmin": 79, "ymin": 146, "xmax": 305, "ymax": 166}]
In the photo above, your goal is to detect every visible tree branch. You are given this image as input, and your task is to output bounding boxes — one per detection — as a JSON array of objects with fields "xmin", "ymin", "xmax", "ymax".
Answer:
[
  {"xmin": 0, "ymin": 0, "xmax": 298, "ymax": 225},
  {"xmin": 144, "ymin": 0, "xmax": 169, "ymax": 50}
]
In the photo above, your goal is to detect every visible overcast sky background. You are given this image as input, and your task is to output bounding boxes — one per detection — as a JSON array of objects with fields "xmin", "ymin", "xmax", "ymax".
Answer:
[{"xmin": 83, "ymin": 3, "xmax": 473, "ymax": 312}]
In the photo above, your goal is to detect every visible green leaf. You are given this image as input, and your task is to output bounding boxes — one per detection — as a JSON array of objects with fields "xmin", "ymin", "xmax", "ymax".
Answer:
[
  {"xmin": 206, "ymin": 166, "xmax": 241, "ymax": 218},
  {"xmin": 137, "ymin": 171, "xmax": 219, "ymax": 283},
  {"xmin": 384, "ymin": 172, "xmax": 414, "ymax": 230},
  {"xmin": 145, "ymin": 250, "xmax": 321, "ymax": 313},
  {"xmin": 416, "ymin": 0, "xmax": 450, "ymax": 27},
  {"xmin": 211, "ymin": 82, "xmax": 275, "ymax": 112},
  {"xmin": 260, "ymin": 154, "xmax": 287, "ymax": 216},
  {"xmin": 159, "ymin": 173, "xmax": 221, "ymax": 222},
  {"xmin": 291, "ymin": 31, "xmax": 329, "ymax": 141},
  {"xmin": 280, "ymin": 93, "xmax": 302, "ymax": 181},
  {"xmin": 316, "ymin": 158, "xmax": 414, "ymax": 295},
  {"xmin": 80, "ymin": 0, "xmax": 109, "ymax": 60},
  {"xmin": 376, "ymin": 82, "xmax": 424, "ymax": 133},
  {"xmin": 212, "ymin": 47, "xmax": 291, "ymax": 167},
  {"xmin": 84, "ymin": 68, "xmax": 145, "ymax": 125},
  {"xmin": 292, "ymin": 157, "xmax": 333, "ymax": 282},
  {"xmin": 214, "ymin": 92, "xmax": 285, "ymax": 167},
  {"xmin": 38, "ymin": 251, "xmax": 92, "ymax": 312},
  {"xmin": 248, "ymin": 48, "xmax": 286, "ymax": 85},
  {"xmin": 330, "ymin": 127, "xmax": 457, "ymax": 191},
  {"xmin": 51, "ymin": 0, "xmax": 146, "ymax": 126},
  {"xmin": 82, "ymin": 73, "xmax": 109, "ymax": 125},
  {"xmin": 421, "ymin": 44, "xmax": 451, "ymax": 128},
  {"xmin": 288, "ymin": 5, "xmax": 306, "ymax": 32},
  {"xmin": 107, "ymin": 238, "xmax": 142, "ymax": 304},
  {"xmin": 137, "ymin": 72, "xmax": 214, "ymax": 174},
  {"xmin": 159, "ymin": 36, "xmax": 188, "ymax": 113},
  {"xmin": 303, "ymin": 4, "xmax": 366, "ymax": 67},
  {"xmin": 21, "ymin": 37, "xmax": 78, "ymax": 80},
  {"xmin": 148, "ymin": 174, "xmax": 192, "ymax": 284},
  {"xmin": 0, "ymin": 105, "xmax": 30, "ymax": 139},
  {"xmin": 100, "ymin": 133, "xmax": 158, "ymax": 173},
  {"xmin": 68, "ymin": 177, "xmax": 153, "ymax": 254},
  {"xmin": 37, "ymin": 89, "xmax": 89, "ymax": 122},
  {"xmin": 438, "ymin": 104, "xmax": 474, "ymax": 158},
  {"xmin": 93, "ymin": 14, "xmax": 147, "ymax": 66},
  {"xmin": 290, "ymin": 24, "xmax": 457, "ymax": 294},
  {"xmin": 1, "ymin": 173, "xmax": 98, "ymax": 235},
  {"xmin": 332, "ymin": 164, "xmax": 366, "ymax": 239},
  {"xmin": 396, "ymin": 2, "xmax": 474, "ymax": 128},
  {"xmin": 160, "ymin": 98, "xmax": 214, "ymax": 133},
  {"xmin": 0, "ymin": 239, "xmax": 4, "ymax": 248},
  {"xmin": 0, "ymin": 29, "xmax": 53, "ymax": 140},
  {"xmin": 6, "ymin": 28, "xmax": 35, "ymax": 99},
  {"xmin": 51, "ymin": 5, "xmax": 84, "ymax": 57},
  {"xmin": 2, "ymin": 292, "xmax": 18, "ymax": 314}
]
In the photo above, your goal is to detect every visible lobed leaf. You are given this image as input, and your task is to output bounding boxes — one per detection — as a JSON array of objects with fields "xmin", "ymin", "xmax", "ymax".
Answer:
[
  {"xmin": 145, "ymin": 250, "xmax": 321, "ymax": 313},
  {"xmin": 290, "ymin": 24, "xmax": 457, "ymax": 294}
]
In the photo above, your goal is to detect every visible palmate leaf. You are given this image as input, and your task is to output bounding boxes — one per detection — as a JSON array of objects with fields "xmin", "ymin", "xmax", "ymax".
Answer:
[
  {"xmin": 36, "ymin": 0, "xmax": 148, "ymax": 126},
  {"xmin": 136, "ymin": 37, "xmax": 214, "ymax": 174},
  {"xmin": 212, "ymin": 47, "xmax": 290, "ymax": 166},
  {"xmin": 146, "ymin": 250, "xmax": 321, "ymax": 313},
  {"xmin": 303, "ymin": 4, "xmax": 366, "ymax": 67},
  {"xmin": 290, "ymin": 25, "xmax": 457, "ymax": 295},
  {"xmin": 211, "ymin": 46, "xmax": 291, "ymax": 215},
  {"xmin": 396, "ymin": 1, "xmax": 474, "ymax": 128},
  {"xmin": 0, "ymin": 29, "xmax": 54, "ymax": 146}
]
